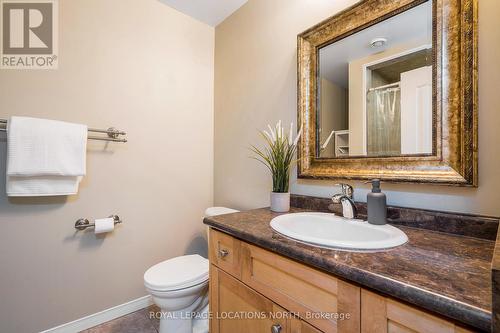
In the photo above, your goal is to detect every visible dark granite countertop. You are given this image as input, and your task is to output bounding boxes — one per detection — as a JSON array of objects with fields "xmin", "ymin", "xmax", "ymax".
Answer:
[
  {"xmin": 204, "ymin": 207, "xmax": 496, "ymax": 332},
  {"xmin": 491, "ymin": 230, "xmax": 500, "ymax": 332}
]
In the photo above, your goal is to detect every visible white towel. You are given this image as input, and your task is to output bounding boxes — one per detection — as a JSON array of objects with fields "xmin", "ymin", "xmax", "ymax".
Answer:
[
  {"xmin": 6, "ymin": 176, "xmax": 82, "ymax": 196},
  {"xmin": 6, "ymin": 116, "xmax": 88, "ymax": 196}
]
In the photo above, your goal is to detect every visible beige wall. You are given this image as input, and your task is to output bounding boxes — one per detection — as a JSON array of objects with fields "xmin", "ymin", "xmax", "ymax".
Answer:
[
  {"xmin": 0, "ymin": 1, "xmax": 214, "ymax": 332},
  {"xmin": 319, "ymin": 78, "xmax": 347, "ymax": 157},
  {"xmin": 214, "ymin": 0, "xmax": 500, "ymax": 217}
]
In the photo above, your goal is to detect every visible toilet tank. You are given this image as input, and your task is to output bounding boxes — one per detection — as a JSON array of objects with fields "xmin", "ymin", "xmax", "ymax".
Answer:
[
  {"xmin": 204, "ymin": 207, "xmax": 239, "ymax": 217},
  {"xmin": 204, "ymin": 207, "xmax": 239, "ymax": 241}
]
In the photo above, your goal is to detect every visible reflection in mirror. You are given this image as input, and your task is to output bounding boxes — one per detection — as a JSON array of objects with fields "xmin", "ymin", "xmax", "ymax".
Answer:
[{"xmin": 317, "ymin": 1, "xmax": 433, "ymax": 158}]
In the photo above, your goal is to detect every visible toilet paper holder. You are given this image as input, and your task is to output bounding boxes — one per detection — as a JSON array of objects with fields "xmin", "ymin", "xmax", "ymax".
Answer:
[{"xmin": 75, "ymin": 215, "xmax": 122, "ymax": 230}]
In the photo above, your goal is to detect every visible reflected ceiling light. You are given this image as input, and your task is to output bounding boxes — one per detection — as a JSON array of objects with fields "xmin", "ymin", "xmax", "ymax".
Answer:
[{"xmin": 370, "ymin": 37, "xmax": 387, "ymax": 48}]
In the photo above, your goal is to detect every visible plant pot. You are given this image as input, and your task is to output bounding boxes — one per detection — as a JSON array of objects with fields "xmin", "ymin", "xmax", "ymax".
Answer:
[{"xmin": 270, "ymin": 192, "xmax": 290, "ymax": 213}]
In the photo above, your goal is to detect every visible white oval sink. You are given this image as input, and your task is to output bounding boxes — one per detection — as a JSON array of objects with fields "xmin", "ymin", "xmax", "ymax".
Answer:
[{"xmin": 270, "ymin": 212, "xmax": 408, "ymax": 251}]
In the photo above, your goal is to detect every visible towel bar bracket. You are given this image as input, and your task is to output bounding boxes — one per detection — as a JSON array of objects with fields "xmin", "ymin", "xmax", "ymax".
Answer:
[
  {"xmin": 75, "ymin": 215, "xmax": 122, "ymax": 230},
  {"xmin": 107, "ymin": 127, "xmax": 120, "ymax": 139}
]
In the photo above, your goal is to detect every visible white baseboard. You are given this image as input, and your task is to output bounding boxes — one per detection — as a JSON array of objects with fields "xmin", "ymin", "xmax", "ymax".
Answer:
[{"xmin": 40, "ymin": 295, "xmax": 153, "ymax": 333}]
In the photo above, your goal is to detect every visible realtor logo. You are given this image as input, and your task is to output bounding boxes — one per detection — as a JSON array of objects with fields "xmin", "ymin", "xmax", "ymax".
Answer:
[{"xmin": 1, "ymin": 0, "xmax": 58, "ymax": 69}]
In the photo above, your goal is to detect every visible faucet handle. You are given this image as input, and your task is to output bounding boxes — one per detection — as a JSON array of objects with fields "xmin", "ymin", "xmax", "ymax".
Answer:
[{"xmin": 335, "ymin": 183, "xmax": 353, "ymax": 199}]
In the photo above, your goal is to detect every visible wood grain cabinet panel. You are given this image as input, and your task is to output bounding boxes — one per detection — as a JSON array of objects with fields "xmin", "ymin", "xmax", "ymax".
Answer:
[
  {"xmin": 241, "ymin": 242, "xmax": 360, "ymax": 333},
  {"xmin": 208, "ymin": 229, "xmax": 477, "ymax": 333},
  {"xmin": 210, "ymin": 266, "xmax": 289, "ymax": 333},
  {"xmin": 209, "ymin": 229, "xmax": 242, "ymax": 279},
  {"xmin": 291, "ymin": 317, "xmax": 323, "ymax": 333},
  {"xmin": 361, "ymin": 290, "xmax": 476, "ymax": 333}
]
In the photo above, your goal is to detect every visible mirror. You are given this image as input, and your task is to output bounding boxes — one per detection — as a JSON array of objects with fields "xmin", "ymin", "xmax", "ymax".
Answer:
[
  {"xmin": 297, "ymin": 0, "xmax": 478, "ymax": 186},
  {"xmin": 317, "ymin": 1, "xmax": 433, "ymax": 158}
]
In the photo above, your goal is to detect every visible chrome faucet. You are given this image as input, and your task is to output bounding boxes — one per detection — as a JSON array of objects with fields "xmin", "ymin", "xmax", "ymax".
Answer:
[{"xmin": 331, "ymin": 183, "xmax": 357, "ymax": 219}]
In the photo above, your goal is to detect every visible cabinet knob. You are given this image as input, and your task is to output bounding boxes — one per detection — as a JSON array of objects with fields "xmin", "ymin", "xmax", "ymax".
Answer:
[
  {"xmin": 218, "ymin": 249, "xmax": 229, "ymax": 258},
  {"xmin": 271, "ymin": 324, "xmax": 282, "ymax": 333}
]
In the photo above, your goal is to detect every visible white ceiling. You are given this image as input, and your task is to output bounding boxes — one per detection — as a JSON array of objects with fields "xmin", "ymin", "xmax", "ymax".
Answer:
[
  {"xmin": 319, "ymin": 1, "xmax": 432, "ymax": 88},
  {"xmin": 159, "ymin": 0, "xmax": 248, "ymax": 26}
]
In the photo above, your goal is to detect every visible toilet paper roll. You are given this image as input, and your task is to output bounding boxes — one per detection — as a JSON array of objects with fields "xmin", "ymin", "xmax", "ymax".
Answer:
[{"xmin": 94, "ymin": 217, "xmax": 114, "ymax": 234}]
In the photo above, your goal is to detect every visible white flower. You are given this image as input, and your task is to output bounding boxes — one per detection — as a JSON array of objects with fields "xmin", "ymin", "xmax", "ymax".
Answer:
[
  {"xmin": 264, "ymin": 121, "xmax": 301, "ymax": 146},
  {"xmin": 267, "ymin": 124, "xmax": 276, "ymax": 141},
  {"xmin": 263, "ymin": 130, "xmax": 273, "ymax": 142},
  {"xmin": 293, "ymin": 126, "xmax": 303, "ymax": 146}
]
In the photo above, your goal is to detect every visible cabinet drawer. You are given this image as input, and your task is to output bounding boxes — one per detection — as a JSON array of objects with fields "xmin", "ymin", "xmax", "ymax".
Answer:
[
  {"xmin": 209, "ymin": 229, "xmax": 241, "ymax": 279},
  {"xmin": 241, "ymin": 242, "xmax": 360, "ymax": 333}
]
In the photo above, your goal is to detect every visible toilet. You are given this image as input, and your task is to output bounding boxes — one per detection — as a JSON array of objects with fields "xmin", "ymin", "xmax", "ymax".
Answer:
[{"xmin": 144, "ymin": 207, "xmax": 239, "ymax": 333}]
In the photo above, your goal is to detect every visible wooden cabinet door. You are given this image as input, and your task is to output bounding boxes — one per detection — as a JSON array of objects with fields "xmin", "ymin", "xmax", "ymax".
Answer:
[
  {"xmin": 291, "ymin": 317, "xmax": 323, "ymax": 333},
  {"xmin": 210, "ymin": 265, "xmax": 289, "ymax": 333},
  {"xmin": 361, "ymin": 290, "xmax": 476, "ymax": 333},
  {"xmin": 241, "ymin": 242, "xmax": 360, "ymax": 333}
]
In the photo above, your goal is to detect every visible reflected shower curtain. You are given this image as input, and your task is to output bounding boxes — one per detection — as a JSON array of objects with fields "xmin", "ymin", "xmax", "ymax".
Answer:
[{"xmin": 367, "ymin": 88, "xmax": 401, "ymax": 156}]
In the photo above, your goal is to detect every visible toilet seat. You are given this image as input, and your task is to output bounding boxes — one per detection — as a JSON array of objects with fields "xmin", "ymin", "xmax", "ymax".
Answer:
[{"xmin": 144, "ymin": 254, "xmax": 209, "ymax": 292}]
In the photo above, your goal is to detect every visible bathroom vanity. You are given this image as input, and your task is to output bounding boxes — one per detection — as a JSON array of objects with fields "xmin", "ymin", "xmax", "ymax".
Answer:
[
  {"xmin": 204, "ymin": 196, "xmax": 498, "ymax": 333},
  {"xmin": 206, "ymin": 0, "xmax": 484, "ymax": 328}
]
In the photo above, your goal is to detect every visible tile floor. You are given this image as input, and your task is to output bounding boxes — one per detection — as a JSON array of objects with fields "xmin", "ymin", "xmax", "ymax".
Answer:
[{"xmin": 81, "ymin": 305, "xmax": 161, "ymax": 333}]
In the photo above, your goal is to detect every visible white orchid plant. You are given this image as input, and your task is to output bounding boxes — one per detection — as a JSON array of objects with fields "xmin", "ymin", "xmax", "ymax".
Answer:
[{"xmin": 250, "ymin": 121, "xmax": 302, "ymax": 193}]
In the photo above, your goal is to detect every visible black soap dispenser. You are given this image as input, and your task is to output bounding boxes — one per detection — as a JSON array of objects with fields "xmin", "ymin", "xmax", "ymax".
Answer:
[{"xmin": 367, "ymin": 179, "xmax": 387, "ymax": 225}]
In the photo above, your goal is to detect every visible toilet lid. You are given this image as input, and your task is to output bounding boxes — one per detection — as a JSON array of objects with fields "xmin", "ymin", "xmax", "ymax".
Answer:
[{"xmin": 144, "ymin": 254, "xmax": 209, "ymax": 291}]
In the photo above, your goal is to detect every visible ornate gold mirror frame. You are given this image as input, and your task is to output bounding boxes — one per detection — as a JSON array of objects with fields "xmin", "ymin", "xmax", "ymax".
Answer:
[{"xmin": 297, "ymin": 0, "xmax": 477, "ymax": 186}]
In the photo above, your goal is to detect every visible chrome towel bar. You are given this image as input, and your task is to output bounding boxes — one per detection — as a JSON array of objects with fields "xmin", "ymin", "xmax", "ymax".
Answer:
[
  {"xmin": 0, "ymin": 119, "xmax": 127, "ymax": 143},
  {"xmin": 75, "ymin": 215, "xmax": 122, "ymax": 230}
]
